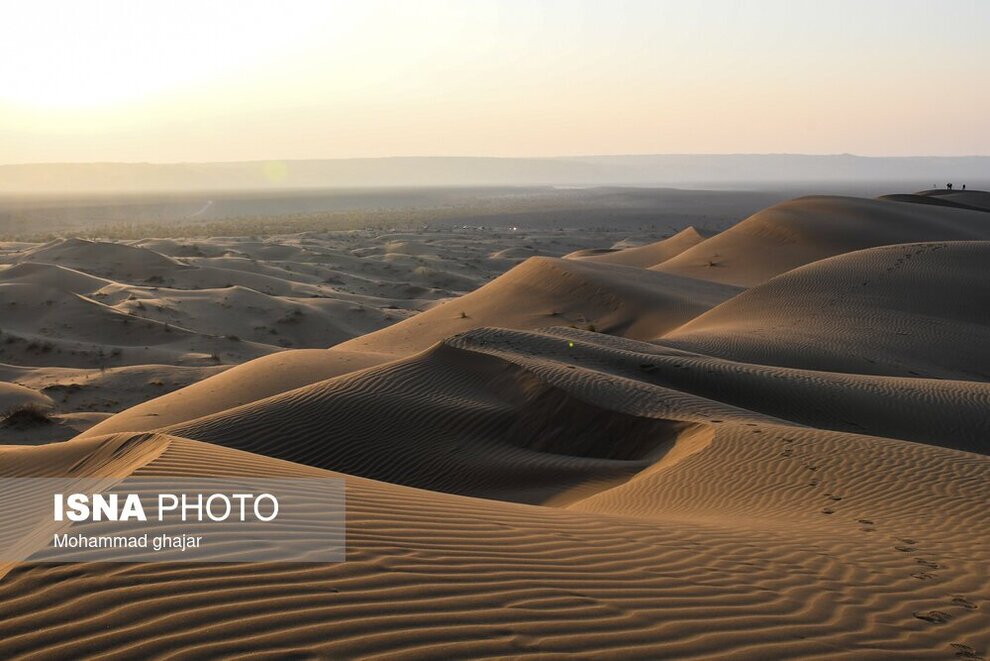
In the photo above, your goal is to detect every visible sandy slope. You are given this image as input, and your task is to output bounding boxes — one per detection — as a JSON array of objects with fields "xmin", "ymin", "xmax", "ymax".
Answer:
[
  {"xmin": 660, "ymin": 241, "xmax": 990, "ymax": 381},
  {"xmin": 911, "ymin": 189, "xmax": 990, "ymax": 212},
  {"xmin": 0, "ymin": 402, "xmax": 987, "ymax": 658},
  {"xmin": 564, "ymin": 226, "xmax": 712, "ymax": 267},
  {"xmin": 80, "ymin": 349, "xmax": 389, "ymax": 437},
  {"xmin": 336, "ymin": 256, "xmax": 741, "ymax": 357},
  {"xmin": 1, "ymin": 191, "xmax": 989, "ymax": 659},
  {"xmin": 655, "ymin": 195, "xmax": 990, "ymax": 286}
]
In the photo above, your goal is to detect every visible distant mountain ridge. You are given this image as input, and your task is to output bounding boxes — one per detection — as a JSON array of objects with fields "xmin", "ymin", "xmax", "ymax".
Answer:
[{"xmin": 1, "ymin": 154, "xmax": 988, "ymax": 193}]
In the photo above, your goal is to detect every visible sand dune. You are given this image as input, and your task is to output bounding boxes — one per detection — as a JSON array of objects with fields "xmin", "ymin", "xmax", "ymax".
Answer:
[
  {"xmin": 0, "ymin": 382, "xmax": 51, "ymax": 417},
  {"xmin": 2, "ymin": 408, "xmax": 987, "ymax": 658},
  {"xmin": 82, "ymin": 256, "xmax": 739, "ymax": 437},
  {"xmin": 4, "ymin": 227, "xmax": 630, "ymax": 439},
  {"xmin": 0, "ymin": 361, "xmax": 225, "ymax": 443},
  {"xmin": 337, "ymin": 256, "xmax": 741, "ymax": 357},
  {"xmin": 1, "ymin": 190, "xmax": 988, "ymax": 659},
  {"xmin": 565, "ymin": 226, "xmax": 712, "ymax": 267},
  {"xmin": 911, "ymin": 189, "xmax": 990, "ymax": 212},
  {"xmin": 80, "ymin": 348, "xmax": 389, "ymax": 437},
  {"xmin": 106, "ymin": 325, "xmax": 983, "ymax": 505},
  {"xmin": 655, "ymin": 195, "xmax": 990, "ymax": 286},
  {"xmin": 15, "ymin": 237, "xmax": 189, "ymax": 279},
  {"xmin": 661, "ymin": 241, "xmax": 990, "ymax": 381}
]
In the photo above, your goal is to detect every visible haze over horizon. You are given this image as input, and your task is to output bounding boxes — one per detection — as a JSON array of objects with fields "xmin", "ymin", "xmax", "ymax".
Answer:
[
  {"xmin": 3, "ymin": 0, "xmax": 988, "ymax": 165},
  {"xmin": 3, "ymin": 154, "xmax": 989, "ymax": 194},
  {"xmin": 5, "ymin": 151, "xmax": 990, "ymax": 167}
]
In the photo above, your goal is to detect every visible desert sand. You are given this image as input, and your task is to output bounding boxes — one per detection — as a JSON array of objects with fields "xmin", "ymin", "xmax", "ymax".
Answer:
[{"xmin": 1, "ymin": 188, "xmax": 988, "ymax": 659}]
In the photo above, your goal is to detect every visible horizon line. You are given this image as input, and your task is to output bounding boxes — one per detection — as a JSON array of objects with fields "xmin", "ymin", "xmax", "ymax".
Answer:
[{"xmin": 3, "ymin": 153, "xmax": 990, "ymax": 167}]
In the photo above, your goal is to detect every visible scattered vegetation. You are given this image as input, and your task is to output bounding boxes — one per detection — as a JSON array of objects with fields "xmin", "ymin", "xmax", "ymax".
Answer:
[
  {"xmin": 277, "ymin": 308, "xmax": 306, "ymax": 324},
  {"xmin": 1, "ymin": 404, "xmax": 54, "ymax": 428},
  {"xmin": 42, "ymin": 383, "xmax": 83, "ymax": 394},
  {"xmin": 26, "ymin": 340, "xmax": 55, "ymax": 354}
]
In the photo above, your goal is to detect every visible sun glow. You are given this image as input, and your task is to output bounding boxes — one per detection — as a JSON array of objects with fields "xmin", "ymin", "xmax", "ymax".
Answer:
[
  {"xmin": 1, "ymin": 0, "xmax": 987, "ymax": 163},
  {"xmin": 0, "ymin": 1, "xmax": 341, "ymax": 110}
]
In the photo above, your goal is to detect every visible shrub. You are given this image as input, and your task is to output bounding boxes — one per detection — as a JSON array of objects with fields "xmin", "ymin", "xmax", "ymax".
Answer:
[{"xmin": 1, "ymin": 404, "xmax": 53, "ymax": 428}]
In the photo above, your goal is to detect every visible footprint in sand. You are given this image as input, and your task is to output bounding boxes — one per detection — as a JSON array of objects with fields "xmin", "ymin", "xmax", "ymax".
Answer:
[
  {"xmin": 858, "ymin": 519, "xmax": 874, "ymax": 525},
  {"xmin": 913, "ymin": 610, "xmax": 951, "ymax": 624},
  {"xmin": 916, "ymin": 558, "xmax": 940, "ymax": 569},
  {"xmin": 952, "ymin": 596, "xmax": 978, "ymax": 610},
  {"xmin": 822, "ymin": 508, "xmax": 835, "ymax": 515},
  {"xmin": 910, "ymin": 572, "xmax": 936, "ymax": 580},
  {"xmin": 895, "ymin": 545, "xmax": 918, "ymax": 553},
  {"xmin": 950, "ymin": 643, "xmax": 985, "ymax": 660}
]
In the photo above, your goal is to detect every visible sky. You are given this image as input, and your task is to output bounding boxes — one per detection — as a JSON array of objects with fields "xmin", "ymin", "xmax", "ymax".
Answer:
[{"xmin": 1, "ymin": 0, "xmax": 988, "ymax": 164}]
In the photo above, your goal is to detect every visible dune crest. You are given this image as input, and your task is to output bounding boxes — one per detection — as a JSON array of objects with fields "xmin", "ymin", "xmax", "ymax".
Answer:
[
  {"xmin": 655, "ymin": 195, "xmax": 990, "ymax": 286},
  {"xmin": 565, "ymin": 226, "xmax": 712, "ymax": 267}
]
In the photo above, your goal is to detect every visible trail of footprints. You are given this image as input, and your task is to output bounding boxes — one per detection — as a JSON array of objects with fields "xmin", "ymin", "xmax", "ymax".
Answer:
[{"xmin": 767, "ymin": 426, "xmax": 984, "ymax": 659}]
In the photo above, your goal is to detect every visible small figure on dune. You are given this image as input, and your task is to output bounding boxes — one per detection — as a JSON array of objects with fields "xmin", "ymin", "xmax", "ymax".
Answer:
[
  {"xmin": 947, "ymin": 183, "xmax": 953, "ymax": 190},
  {"xmin": 962, "ymin": 184, "xmax": 966, "ymax": 190}
]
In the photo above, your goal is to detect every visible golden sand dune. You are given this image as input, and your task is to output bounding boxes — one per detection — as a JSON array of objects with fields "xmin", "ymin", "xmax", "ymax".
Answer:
[
  {"xmin": 337, "ymin": 256, "xmax": 742, "ymax": 357},
  {"xmin": 0, "ymin": 361, "xmax": 224, "ymax": 443},
  {"xmin": 5, "ymin": 227, "xmax": 618, "ymax": 439},
  {"xmin": 120, "ymin": 320, "xmax": 981, "ymax": 504},
  {"xmin": 564, "ymin": 226, "xmax": 712, "ymax": 268},
  {"xmin": 0, "ymin": 381, "xmax": 51, "ymax": 416},
  {"xmin": 1, "ymin": 191, "xmax": 988, "ymax": 659},
  {"xmin": 655, "ymin": 195, "xmax": 990, "ymax": 286},
  {"xmin": 0, "ymin": 418, "xmax": 986, "ymax": 658},
  {"xmin": 661, "ymin": 241, "xmax": 990, "ymax": 381},
  {"xmin": 79, "ymin": 348, "xmax": 389, "ymax": 437},
  {"xmin": 82, "ymin": 256, "xmax": 740, "ymax": 435}
]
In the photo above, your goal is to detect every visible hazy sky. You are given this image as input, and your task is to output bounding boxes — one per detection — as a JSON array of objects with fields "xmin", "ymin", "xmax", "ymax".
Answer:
[{"xmin": 1, "ymin": 0, "xmax": 988, "ymax": 163}]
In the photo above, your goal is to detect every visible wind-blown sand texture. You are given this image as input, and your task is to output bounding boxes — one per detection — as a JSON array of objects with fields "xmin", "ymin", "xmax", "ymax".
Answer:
[{"xmin": 1, "ymin": 190, "xmax": 989, "ymax": 659}]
